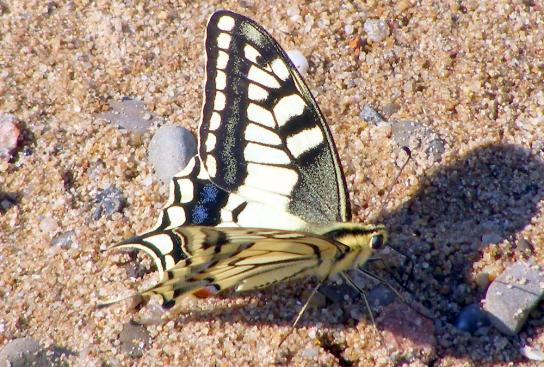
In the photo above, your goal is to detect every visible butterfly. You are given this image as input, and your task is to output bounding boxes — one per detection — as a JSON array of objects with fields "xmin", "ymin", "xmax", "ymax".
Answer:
[{"xmin": 103, "ymin": 10, "xmax": 388, "ymax": 313}]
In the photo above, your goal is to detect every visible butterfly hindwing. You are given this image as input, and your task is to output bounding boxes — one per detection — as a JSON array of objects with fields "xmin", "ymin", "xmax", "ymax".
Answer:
[
  {"xmin": 200, "ymin": 10, "xmax": 351, "ymax": 224},
  {"xmin": 151, "ymin": 156, "xmax": 229, "ymax": 230},
  {"xmin": 134, "ymin": 226, "xmax": 348, "ymax": 309}
]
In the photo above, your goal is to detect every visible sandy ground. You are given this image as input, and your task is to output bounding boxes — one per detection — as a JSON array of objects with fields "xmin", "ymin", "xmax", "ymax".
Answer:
[{"xmin": 1, "ymin": 1, "xmax": 543, "ymax": 366}]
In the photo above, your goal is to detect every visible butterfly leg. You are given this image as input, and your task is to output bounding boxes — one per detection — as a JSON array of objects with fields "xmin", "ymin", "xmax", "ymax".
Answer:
[
  {"xmin": 355, "ymin": 267, "xmax": 407, "ymax": 303},
  {"xmin": 340, "ymin": 272, "xmax": 388, "ymax": 346},
  {"xmin": 278, "ymin": 282, "xmax": 322, "ymax": 347},
  {"xmin": 339, "ymin": 272, "xmax": 377, "ymax": 330}
]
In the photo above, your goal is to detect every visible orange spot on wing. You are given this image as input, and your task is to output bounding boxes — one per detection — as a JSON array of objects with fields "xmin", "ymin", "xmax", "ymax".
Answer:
[{"xmin": 192, "ymin": 286, "xmax": 218, "ymax": 299}]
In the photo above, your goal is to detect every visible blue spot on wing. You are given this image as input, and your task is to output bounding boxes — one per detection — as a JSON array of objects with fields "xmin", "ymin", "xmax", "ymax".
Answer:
[
  {"xmin": 201, "ymin": 184, "xmax": 219, "ymax": 203},
  {"xmin": 188, "ymin": 183, "xmax": 224, "ymax": 225},
  {"xmin": 192, "ymin": 205, "xmax": 209, "ymax": 224}
]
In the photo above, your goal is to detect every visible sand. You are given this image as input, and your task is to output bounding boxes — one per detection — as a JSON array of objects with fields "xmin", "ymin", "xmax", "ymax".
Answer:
[{"xmin": 1, "ymin": 1, "xmax": 543, "ymax": 366}]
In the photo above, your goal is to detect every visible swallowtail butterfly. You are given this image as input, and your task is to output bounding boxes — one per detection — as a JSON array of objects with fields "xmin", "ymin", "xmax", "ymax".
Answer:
[{"xmin": 104, "ymin": 10, "xmax": 388, "ymax": 312}]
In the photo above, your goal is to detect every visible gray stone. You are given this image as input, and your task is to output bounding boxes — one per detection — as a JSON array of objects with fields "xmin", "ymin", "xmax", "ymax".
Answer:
[
  {"xmin": 454, "ymin": 304, "xmax": 491, "ymax": 333},
  {"xmin": 300, "ymin": 346, "xmax": 319, "ymax": 359},
  {"xmin": 360, "ymin": 105, "xmax": 386, "ymax": 126},
  {"xmin": 119, "ymin": 322, "xmax": 151, "ymax": 358},
  {"xmin": 0, "ymin": 113, "xmax": 20, "ymax": 162},
  {"xmin": 364, "ymin": 19, "xmax": 390, "ymax": 43},
  {"xmin": 0, "ymin": 338, "xmax": 45, "ymax": 367},
  {"xmin": 286, "ymin": 50, "xmax": 309, "ymax": 75},
  {"xmin": 97, "ymin": 97, "xmax": 156, "ymax": 133},
  {"xmin": 484, "ymin": 261, "xmax": 544, "ymax": 335},
  {"xmin": 368, "ymin": 285, "xmax": 396, "ymax": 309},
  {"xmin": 92, "ymin": 186, "xmax": 125, "ymax": 220},
  {"xmin": 382, "ymin": 102, "xmax": 400, "ymax": 117},
  {"xmin": 391, "ymin": 120, "xmax": 445, "ymax": 163},
  {"xmin": 50, "ymin": 230, "xmax": 75, "ymax": 249},
  {"xmin": 148, "ymin": 125, "xmax": 197, "ymax": 183},
  {"xmin": 520, "ymin": 345, "xmax": 544, "ymax": 361}
]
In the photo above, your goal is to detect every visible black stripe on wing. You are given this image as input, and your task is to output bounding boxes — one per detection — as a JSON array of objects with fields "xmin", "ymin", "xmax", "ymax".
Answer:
[
  {"xmin": 199, "ymin": 10, "xmax": 350, "ymax": 224},
  {"xmin": 152, "ymin": 157, "xmax": 230, "ymax": 230}
]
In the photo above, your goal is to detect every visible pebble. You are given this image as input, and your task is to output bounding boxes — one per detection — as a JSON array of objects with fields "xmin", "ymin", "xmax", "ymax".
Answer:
[
  {"xmin": 360, "ymin": 104, "xmax": 386, "ymax": 126},
  {"xmin": 368, "ymin": 285, "xmax": 396, "ymax": 309},
  {"xmin": 379, "ymin": 303, "xmax": 436, "ymax": 363},
  {"xmin": 516, "ymin": 237, "xmax": 535, "ymax": 256},
  {"xmin": 0, "ymin": 338, "xmax": 45, "ymax": 367},
  {"xmin": 148, "ymin": 125, "xmax": 197, "ymax": 183},
  {"xmin": 382, "ymin": 102, "xmax": 401, "ymax": 117},
  {"xmin": 119, "ymin": 322, "xmax": 151, "ymax": 358},
  {"xmin": 454, "ymin": 304, "xmax": 491, "ymax": 333},
  {"xmin": 97, "ymin": 97, "xmax": 156, "ymax": 133},
  {"xmin": 0, "ymin": 192, "xmax": 17, "ymax": 212},
  {"xmin": 484, "ymin": 261, "xmax": 544, "ymax": 335},
  {"xmin": 0, "ymin": 113, "xmax": 20, "ymax": 162},
  {"xmin": 363, "ymin": 19, "xmax": 390, "ymax": 43},
  {"xmin": 300, "ymin": 346, "xmax": 319, "ymax": 359},
  {"xmin": 92, "ymin": 186, "xmax": 126, "ymax": 220},
  {"xmin": 286, "ymin": 50, "xmax": 309, "ymax": 75},
  {"xmin": 520, "ymin": 345, "xmax": 544, "ymax": 361},
  {"xmin": 474, "ymin": 271, "xmax": 491, "ymax": 289},
  {"xmin": 481, "ymin": 231, "xmax": 503, "ymax": 245},
  {"xmin": 391, "ymin": 120, "xmax": 445, "ymax": 163},
  {"xmin": 50, "ymin": 230, "xmax": 76, "ymax": 249},
  {"xmin": 318, "ymin": 283, "xmax": 359, "ymax": 304},
  {"xmin": 38, "ymin": 215, "xmax": 59, "ymax": 235}
]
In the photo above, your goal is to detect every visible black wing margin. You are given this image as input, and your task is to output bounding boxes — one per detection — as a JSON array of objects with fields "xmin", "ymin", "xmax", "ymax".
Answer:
[{"xmin": 199, "ymin": 10, "xmax": 351, "ymax": 223}]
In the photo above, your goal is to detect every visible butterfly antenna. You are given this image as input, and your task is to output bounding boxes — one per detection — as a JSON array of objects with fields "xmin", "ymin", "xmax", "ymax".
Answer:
[
  {"xmin": 380, "ymin": 146, "xmax": 412, "ymax": 213},
  {"xmin": 339, "ymin": 272, "xmax": 384, "ymax": 345},
  {"xmin": 278, "ymin": 282, "xmax": 322, "ymax": 347},
  {"xmin": 387, "ymin": 244, "xmax": 416, "ymax": 286}
]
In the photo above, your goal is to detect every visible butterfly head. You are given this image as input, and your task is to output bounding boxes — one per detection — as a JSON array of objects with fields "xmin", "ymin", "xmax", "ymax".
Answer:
[{"xmin": 319, "ymin": 223, "xmax": 388, "ymax": 269}]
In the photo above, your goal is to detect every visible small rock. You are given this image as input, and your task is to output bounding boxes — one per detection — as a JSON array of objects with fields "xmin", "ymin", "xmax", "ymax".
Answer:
[
  {"xmin": 148, "ymin": 125, "xmax": 197, "ymax": 183},
  {"xmin": 454, "ymin": 304, "xmax": 491, "ymax": 333},
  {"xmin": 364, "ymin": 19, "xmax": 390, "ymax": 43},
  {"xmin": 368, "ymin": 285, "xmax": 396, "ymax": 309},
  {"xmin": 360, "ymin": 105, "xmax": 386, "ymax": 126},
  {"xmin": 474, "ymin": 271, "xmax": 491, "ymax": 289},
  {"xmin": 0, "ymin": 338, "xmax": 46, "ymax": 367},
  {"xmin": 391, "ymin": 120, "xmax": 445, "ymax": 163},
  {"xmin": 0, "ymin": 192, "xmax": 17, "ymax": 213},
  {"xmin": 520, "ymin": 345, "xmax": 544, "ymax": 361},
  {"xmin": 481, "ymin": 231, "xmax": 502, "ymax": 245},
  {"xmin": 382, "ymin": 102, "xmax": 400, "ymax": 117},
  {"xmin": 300, "ymin": 346, "xmax": 319, "ymax": 359},
  {"xmin": 379, "ymin": 303, "xmax": 436, "ymax": 364},
  {"xmin": 119, "ymin": 322, "xmax": 151, "ymax": 358},
  {"xmin": 286, "ymin": 50, "xmax": 309, "ymax": 75},
  {"xmin": 319, "ymin": 283, "xmax": 359, "ymax": 304},
  {"xmin": 92, "ymin": 186, "xmax": 125, "ymax": 220},
  {"xmin": 484, "ymin": 261, "xmax": 544, "ymax": 335},
  {"xmin": 425, "ymin": 138, "xmax": 446, "ymax": 163},
  {"xmin": 39, "ymin": 215, "xmax": 59, "ymax": 235},
  {"xmin": 97, "ymin": 97, "xmax": 156, "ymax": 133},
  {"xmin": 50, "ymin": 230, "xmax": 76, "ymax": 249},
  {"xmin": 516, "ymin": 237, "xmax": 535, "ymax": 256},
  {"xmin": 0, "ymin": 114, "xmax": 20, "ymax": 162}
]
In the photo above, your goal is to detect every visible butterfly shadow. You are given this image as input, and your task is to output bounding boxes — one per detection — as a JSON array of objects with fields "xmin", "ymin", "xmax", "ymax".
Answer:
[
  {"xmin": 373, "ymin": 142, "xmax": 544, "ymax": 363},
  {"xmin": 126, "ymin": 143, "xmax": 542, "ymax": 364}
]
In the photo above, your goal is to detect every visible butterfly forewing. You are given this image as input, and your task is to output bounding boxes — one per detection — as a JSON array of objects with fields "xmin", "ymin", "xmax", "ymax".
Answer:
[{"xmin": 200, "ymin": 10, "xmax": 350, "ymax": 224}]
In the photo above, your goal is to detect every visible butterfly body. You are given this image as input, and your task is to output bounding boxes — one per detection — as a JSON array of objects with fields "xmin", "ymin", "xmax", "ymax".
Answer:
[{"xmin": 104, "ymin": 10, "xmax": 388, "ymax": 312}]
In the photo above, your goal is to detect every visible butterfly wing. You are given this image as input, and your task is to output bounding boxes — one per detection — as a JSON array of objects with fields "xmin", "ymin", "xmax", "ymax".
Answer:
[
  {"xmin": 129, "ymin": 226, "xmax": 348, "ymax": 309},
  {"xmin": 199, "ymin": 10, "xmax": 351, "ymax": 224}
]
